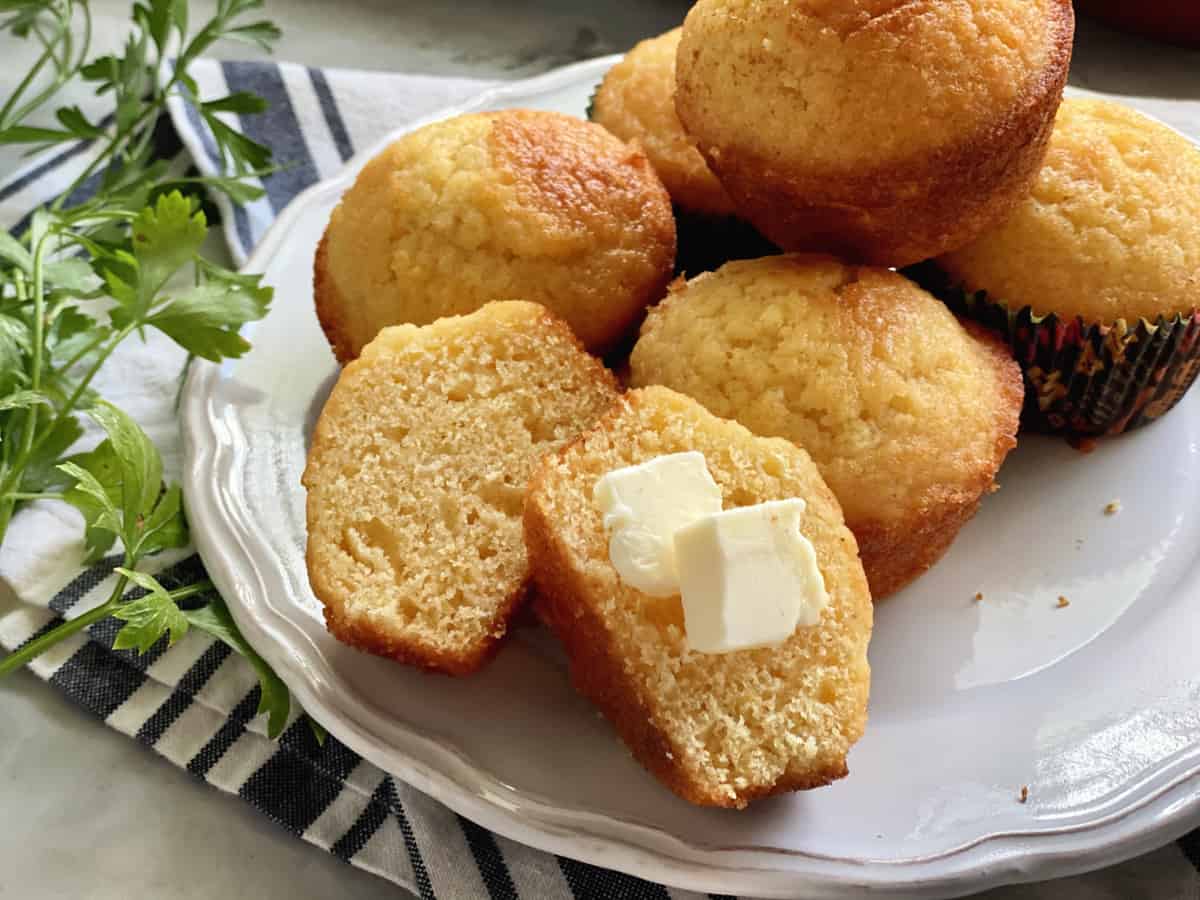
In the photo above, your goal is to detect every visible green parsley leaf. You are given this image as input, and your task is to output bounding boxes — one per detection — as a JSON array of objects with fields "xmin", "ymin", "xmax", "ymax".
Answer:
[
  {"xmin": 185, "ymin": 595, "xmax": 291, "ymax": 738},
  {"xmin": 44, "ymin": 257, "xmax": 96, "ymax": 294},
  {"xmin": 201, "ymin": 91, "xmax": 268, "ymax": 116},
  {"xmin": 308, "ymin": 716, "xmax": 327, "ymax": 747},
  {"xmin": 112, "ymin": 566, "xmax": 189, "ymax": 653},
  {"xmin": 21, "ymin": 415, "xmax": 83, "ymax": 493},
  {"xmin": 160, "ymin": 174, "xmax": 266, "ymax": 205},
  {"xmin": 58, "ymin": 457, "xmax": 123, "ymax": 559},
  {"xmin": 133, "ymin": 0, "xmax": 176, "ymax": 56},
  {"xmin": 79, "ymin": 54, "xmax": 120, "ymax": 90},
  {"xmin": 0, "ymin": 315, "xmax": 30, "ymax": 393},
  {"xmin": 133, "ymin": 482, "xmax": 189, "ymax": 558},
  {"xmin": 49, "ymin": 307, "xmax": 105, "ymax": 367},
  {"xmin": 145, "ymin": 277, "xmax": 272, "ymax": 361},
  {"xmin": 54, "ymin": 106, "xmax": 103, "ymax": 139},
  {"xmin": 202, "ymin": 112, "xmax": 272, "ymax": 172},
  {"xmin": 0, "ymin": 389, "xmax": 51, "ymax": 412},
  {"xmin": 0, "ymin": 232, "xmax": 33, "ymax": 272},
  {"xmin": 130, "ymin": 191, "xmax": 206, "ymax": 309},
  {"xmin": 0, "ymin": 125, "xmax": 75, "ymax": 145},
  {"xmin": 222, "ymin": 20, "xmax": 282, "ymax": 51},
  {"xmin": 85, "ymin": 401, "xmax": 163, "ymax": 538}
]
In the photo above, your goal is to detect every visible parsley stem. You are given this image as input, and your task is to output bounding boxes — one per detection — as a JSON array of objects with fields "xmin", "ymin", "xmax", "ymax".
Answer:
[
  {"xmin": 0, "ymin": 322, "xmax": 134, "ymax": 511},
  {"xmin": 52, "ymin": 97, "xmax": 166, "ymax": 213},
  {"xmin": 28, "ymin": 232, "xmax": 50, "ymax": 393},
  {"xmin": 0, "ymin": 503, "xmax": 12, "ymax": 554},
  {"xmin": 55, "ymin": 328, "xmax": 109, "ymax": 375},
  {"xmin": 0, "ymin": 2, "xmax": 86, "ymax": 133},
  {"xmin": 0, "ymin": 571, "xmax": 129, "ymax": 679},
  {"xmin": 167, "ymin": 580, "xmax": 214, "ymax": 604},
  {"xmin": 0, "ymin": 38, "xmax": 55, "ymax": 130},
  {"xmin": 7, "ymin": 231, "xmax": 54, "ymax": 528},
  {"xmin": 3, "ymin": 492, "xmax": 65, "ymax": 501}
]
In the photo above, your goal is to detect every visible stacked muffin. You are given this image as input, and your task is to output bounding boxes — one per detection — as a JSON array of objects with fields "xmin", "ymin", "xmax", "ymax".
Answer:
[{"xmin": 303, "ymin": 0, "xmax": 1200, "ymax": 809}]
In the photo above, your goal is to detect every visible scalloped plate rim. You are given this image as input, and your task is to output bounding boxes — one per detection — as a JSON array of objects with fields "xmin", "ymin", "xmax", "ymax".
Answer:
[{"xmin": 179, "ymin": 56, "xmax": 1200, "ymax": 899}]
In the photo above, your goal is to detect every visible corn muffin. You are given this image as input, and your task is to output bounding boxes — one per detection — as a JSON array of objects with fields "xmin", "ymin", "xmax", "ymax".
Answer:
[
  {"xmin": 675, "ymin": 0, "xmax": 1075, "ymax": 267},
  {"xmin": 591, "ymin": 28, "xmax": 734, "ymax": 217},
  {"xmin": 525, "ymin": 386, "xmax": 872, "ymax": 808},
  {"xmin": 931, "ymin": 98, "xmax": 1200, "ymax": 435},
  {"xmin": 630, "ymin": 255, "xmax": 1023, "ymax": 598},
  {"xmin": 303, "ymin": 301, "xmax": 619, "ymax": 675},
  {"xmin": 316, "ymin": 110, "xmax": 676, "ymax": 362}
]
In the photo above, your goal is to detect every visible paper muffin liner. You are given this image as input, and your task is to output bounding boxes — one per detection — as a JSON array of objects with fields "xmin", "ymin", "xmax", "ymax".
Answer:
[{"xmin": 907, "ymin": 262, "xmax": 1200, "ymax": 437}]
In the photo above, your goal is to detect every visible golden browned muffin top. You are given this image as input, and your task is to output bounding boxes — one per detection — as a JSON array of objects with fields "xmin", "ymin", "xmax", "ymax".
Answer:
[
  {"xmin": 630, "ymin": 255, "xmax": 1022, "ymax": 528},
  {"xmin": 591, "ymin": 28, "xmax": 735, "ymax": 217},
  {"xmin": 938, "ymin": 98, "xmax": 1200, "ymax": 324},
  {"xmin": 319, "ymin": 109, "xmax": 675, "ymax": 359},
  {"xmin": 676, "ymin": 0, "xmax": 1073, "ymax": 173}
]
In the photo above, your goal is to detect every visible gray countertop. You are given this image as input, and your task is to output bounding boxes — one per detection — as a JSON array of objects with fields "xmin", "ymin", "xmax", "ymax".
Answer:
[{"xmin": 2, "ymin": 3, "xmax": 1198, "ymax": 898}]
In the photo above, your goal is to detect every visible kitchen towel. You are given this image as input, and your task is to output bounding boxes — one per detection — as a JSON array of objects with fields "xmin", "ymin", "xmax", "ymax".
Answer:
[{"xmin": 1, "ymin": 58, "xmax": 1198, "ymax": 900}]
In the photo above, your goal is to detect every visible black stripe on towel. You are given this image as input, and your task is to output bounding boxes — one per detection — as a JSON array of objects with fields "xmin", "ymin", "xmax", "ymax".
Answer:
[
  {"xmin": 558, "ymin": 857, "xmax": 672, "ymax": 900},
  {"xmin": 238, "ymin": 736, "xmax": 345, "ymax": 836},
  {"xmin": 385, "ymin": 778, "xmax": 437, "ymax": 900},
  {"xmin": 459, "ymin": 815, "xmax": 518, "ymax": 900},
  {"xmin": 49, "ymin": 554, "xmax": 124, "ymax": 615},
  {"xmin": 135, "ymin": 641, "xmax": 233, "ymax": 745},
  {"xmin": 237, "ymin": 718, "xmax": 363, "ymax": 835},
  {"xmin": 186, "ymin": 685, "xmax": 264, "ymax": 777},
  {"xmin": 177, "ymin": 86, "xmax": 257, "ymax": 254},
  {"xmin": 330, "ymin": 774, "xmax": 393, "ymax": 862},
  {"xmin": 220, "ymin": 60, "xmax": 319, "ymax": 214},
  {"xmin": 307, "ymin": 67, "xmax": 354, "ymax": 162},
  {"xmin": 49, "ymin": 638, "xmax": 147, "ymax": 720},
  {"xmin": 0, "ymin": 111, "xmax": 115, "ymax": 203}
]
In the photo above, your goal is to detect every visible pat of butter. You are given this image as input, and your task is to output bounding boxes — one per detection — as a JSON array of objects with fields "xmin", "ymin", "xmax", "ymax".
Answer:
[
  {"xmin": 674, "ymin": 499, "xmax": 828, "ymax": 654},
  {"xmin": 593, "ymin": 452, "xmax": 722, "ymax": 596}
]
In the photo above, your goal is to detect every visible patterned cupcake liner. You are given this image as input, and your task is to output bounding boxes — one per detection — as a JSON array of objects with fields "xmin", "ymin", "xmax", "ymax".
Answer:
[{"xmin": 907, "ymin": 262, "xmax": 1200, "ymax": 437}]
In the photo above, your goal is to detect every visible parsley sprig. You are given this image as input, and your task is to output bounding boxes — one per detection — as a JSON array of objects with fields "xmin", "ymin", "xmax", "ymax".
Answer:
[{"xmin": 0, "ymin": 0, "xmax": 295, "ymax": 738}]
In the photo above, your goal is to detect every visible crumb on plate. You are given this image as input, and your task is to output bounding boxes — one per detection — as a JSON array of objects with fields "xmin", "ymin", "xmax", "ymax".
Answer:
[
  {"xmin": 1057, "ymin": 595, "xmax": 1070, "ymax": 608},
  {"xmin": 1019, "ymin": 785, "xmax": 1029, "ymax": 804},
  {"xmin": 1104, "ymin": 500, "xmax": 1121, "ymax": 516}
]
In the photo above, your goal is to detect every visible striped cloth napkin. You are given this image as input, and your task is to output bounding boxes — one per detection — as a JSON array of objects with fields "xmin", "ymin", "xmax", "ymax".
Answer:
[{"xmin": 1, "ymin": 57, "xmax": 1199, "ymax": 900}]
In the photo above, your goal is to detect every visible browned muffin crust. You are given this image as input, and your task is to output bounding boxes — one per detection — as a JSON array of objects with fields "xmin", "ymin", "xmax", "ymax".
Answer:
[
  {"xmin": 675, "ymin": 0, "xmax": 1075, "ymax": 267},
  {"xmin": 315, "ymin": 109, "xmax": 676, "ymax": 363},
  {"xmin": 629, "ymin": 257, "xmax": 1023, "ymax": 598},
  {"xmin": 526, "ymin": 520, "xmax": 849, "ymax": 806},
  {"xmin": 312, "ymin": 232, "xmax": 356, "ymax": 365},
  {"xmin": 852, "ymin": 322, "xmax": 1023, "ymax": 597}
]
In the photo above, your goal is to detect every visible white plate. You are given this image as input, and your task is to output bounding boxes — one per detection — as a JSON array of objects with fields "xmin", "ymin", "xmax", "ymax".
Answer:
[{"xmin": 180, "ymin": 57, "xmax": 1200, "ymax": 899}]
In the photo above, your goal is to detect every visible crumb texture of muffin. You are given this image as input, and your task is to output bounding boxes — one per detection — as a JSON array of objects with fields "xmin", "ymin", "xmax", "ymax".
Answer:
[
  {"xmin": 303, "ymin": 301, "xmax": 619, "ymax": 675},
  {"xmin": 630, "ymin": 255, "xmax": 1022, "ymax": 598},
  {"xmin": 316, "ymin": 109, "xmax": 676, "ymax": 362},
  {"xmin": 591, "ymin": 28, "xmax": 735, "ymax": 217},
  {"xmin": 675, "ymin": 0, "xmax": 1074, "ymax": 266},
  {"xmin": 524, "ymin": 386, "xmax": 873, "ymax": 808},
  {"xmin": 937, "ymin": 98, "xmax": 1200, "ymax": 325}
]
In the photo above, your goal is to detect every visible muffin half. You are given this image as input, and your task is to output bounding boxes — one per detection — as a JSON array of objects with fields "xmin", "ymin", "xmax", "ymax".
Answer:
[
  {"xmin": 316, "ymin": 109, "xmax": 676, "ymax": 361},
  {"xmin": 630, "ymin": 255, "xmax": 1022, "ymax": 598},
  {"xmin": 303, "ymin": 301, "xmax": 619, "ymax": 674},
  {"xmin": 525, "ymin": 386, "xmax": 872, "ymax": 807},
  {"xmin": 926, "ymin": 98, "xmax": 1200, "ymax": 436},
  {"xmin": 675, "ymin": 0, "xmax": 1074, "ymax": 267}
]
